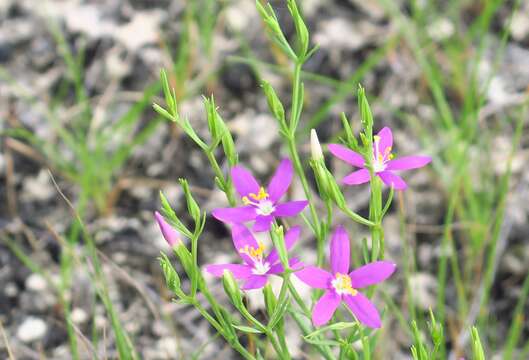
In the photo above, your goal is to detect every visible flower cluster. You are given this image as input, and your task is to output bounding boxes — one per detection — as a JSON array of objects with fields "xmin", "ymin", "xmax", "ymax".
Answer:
[{"xmin": 156, "ymin": 127, "xmax": 430, "ymax": 329}]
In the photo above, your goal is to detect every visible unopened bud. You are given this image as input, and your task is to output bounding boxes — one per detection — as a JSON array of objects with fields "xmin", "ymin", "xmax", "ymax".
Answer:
[
  {"xmin": 154, "ymin": 211, "xmax": 180, "ymax": 247},
  {"xmin": 310, "ymin": 129, "xmax": 323, "ymax": 161},
  {"xmin": 222, "ymin": 270, "xmax": 243, "ymax": 308}
]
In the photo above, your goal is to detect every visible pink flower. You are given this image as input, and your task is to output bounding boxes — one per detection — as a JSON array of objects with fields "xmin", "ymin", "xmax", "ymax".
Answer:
[
  {"xmin": 328, "ymin": 127, "xmax": 431, "ymax": 190},
  {"xmin": 206, "ymin": 224, "xmax": 302, "ymax": 290},
  {"xmin": 212, "ymin": 159, "xmax": 308, "ymax": 232},
  {"xmin": 154, "ymin": 211, "xmax": 180, "ymax": 247},
  {"xmin": 295, "ymin": 226, "xmax": 396, "ymax": 328}
]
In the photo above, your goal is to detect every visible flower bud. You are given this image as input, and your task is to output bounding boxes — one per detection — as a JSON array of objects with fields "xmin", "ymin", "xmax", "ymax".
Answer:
[
  {"xmin": 310, "ymin": 129, "xmax": 323, "ymax": 161},
  {"xmin": 262, "ymin": 81, "xmax": 286, "ymax": 127},
  {"xmin": 159, "ymin": 253, "xmax": 185, "ymax": 298},
  {"xmin": 222, "ymin": 270, "xmax": 243, "ymax": 308},
  {"xmin": 154, "ymin": 211, "xmax": 180, "ymax": 247}
]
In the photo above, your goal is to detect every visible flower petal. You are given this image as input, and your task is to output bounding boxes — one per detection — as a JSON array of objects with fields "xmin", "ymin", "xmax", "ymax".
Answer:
[
  {"xmin": 377, "ymin": 171, "xmax": 407, "ymax": 190},
  {"xmin": 376, "ymin": 127, "xmax": 393, "ymax": 154},
  {"xmin": 154, "ymin": 211, "xmax": 180, "ymax": 247},
  {"xmin": 330, "ymin": 226, "xmax": 350, "ymax": 274},
  {"xmin": 252, "ymin": 215, "xmax": 273, "ymax": 232},
  {"xmin": 205, "ymin": 264, "xmax": 252, "ymax": 279},
  {"xmin": 242, "ymin": 275, "xmax": 268, "ymax": 290},
  {"xmin": 212, "ymin": 206, "xmax": 257, "ymax": 224},
  {"xmin": 295, "ymin": 266, "xmax": 332, "ymax": 289},
  {"xmin": 273, "ymin": 200, "xmax": 308, "ymax": 217},
  {"xmin": 267, "ymin": 158, "xmax": 293, "ymax": 202},
  {"xmin": 328, "ymin": 144, "xmax": 365, "ymax": 167},
  {"xmin": 266, "ymin": 225, "xmax": 301, "ymax": 264},
  {"xmin": 349, "ymin": 261, "xmax": 397, "ymax": 288},
  {"xmin": 343, "ymin": 292, "xmax": 381, "ymax": 328},
  {"xmin": 231, "ymin": 165, "xmax": 260, "ymax": 198},
  {"xmin": 231, "ymin": 224, "xmax": 259, "ymax": 264},
  {"xmin": 386, "ymin": 156, "xmax": 431, "ymax": 171},
  {"xmin": 312, "ymin": 291, "xmax": 341, "ymax": 327},
  {"xmin": 342, "ymin": 169, "xmax": 370, "ymax": 185}
]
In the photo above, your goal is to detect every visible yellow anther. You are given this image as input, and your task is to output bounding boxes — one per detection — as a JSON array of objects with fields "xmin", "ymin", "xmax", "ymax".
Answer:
[
  {"xmin": 373, "ymin": 135, "xmax": 381, "ymax": 142},
  {"xmin": 333, "ymin": 273, "xmax": 358, "ymax": 296},
  {"xmin": 242, "ymin": 196, "xmax": 251, "ymax": 205},
  {"xmin": 240, "ymin": 241, "xmax": 266, "ymax": 261},
  {"xmin": 248, "ymin": 187, "xmax": 269, "ymax": 201}
]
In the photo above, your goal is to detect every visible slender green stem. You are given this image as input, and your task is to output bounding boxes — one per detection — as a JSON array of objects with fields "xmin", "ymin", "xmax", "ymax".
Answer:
[
  {"xmin": 193, "ymin": 301, "xmax": 255, "ymax": 360},
  {"xmin": 206, "ymin": 150, "xmax": 236, "ymax": 206},
  {"xmin": 287, "ymin": 282, "xmax": 336, "ymax": 360}
]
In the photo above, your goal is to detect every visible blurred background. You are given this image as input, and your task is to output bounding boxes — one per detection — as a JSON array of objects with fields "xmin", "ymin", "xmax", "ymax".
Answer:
[{"xmin": 1, "ymin": 0, "xmax": 528, "ymax": 358}]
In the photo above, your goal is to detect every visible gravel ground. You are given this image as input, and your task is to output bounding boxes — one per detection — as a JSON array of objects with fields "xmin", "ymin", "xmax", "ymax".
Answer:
[{"xmin": 1, "ymin": 0, "xmax": 529, "ymax": 359}]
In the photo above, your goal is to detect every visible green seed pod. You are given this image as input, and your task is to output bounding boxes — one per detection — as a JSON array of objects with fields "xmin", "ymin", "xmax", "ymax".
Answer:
[
  {"xmin": 261, "ymin": 81, "xmax": 286, "ymax": 127},
  {"xmin": 222, "ymin": 270, "xmax": 243, "ymax": 308}
]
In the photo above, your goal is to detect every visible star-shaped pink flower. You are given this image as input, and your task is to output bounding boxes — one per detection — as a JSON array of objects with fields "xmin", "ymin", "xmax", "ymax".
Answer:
[
  {"xmin": 206, "ymin": 224, "xmax": 302, "ymax": 290},
  {"xmin": 296, "ymin": 226, "xmax": 396, "ymax": 328},
  {"xmin": 329, "ymin": 127, "xmax": 431, "ymax": 190},
  {"xmin": 212, "ymin": 159, "xmax": 308, "ymax": 232}
]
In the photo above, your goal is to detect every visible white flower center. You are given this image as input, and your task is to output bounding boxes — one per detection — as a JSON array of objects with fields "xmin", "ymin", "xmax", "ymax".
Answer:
[
  {"xmin": 372, "ymin": 135, "xmax": 393, "ymax": 173},
  {"xmin": 372, "ymin": 158, "xmax": 387, "ymax": 173},
  {"xmin": 256, "ymin": 200, "xmax": 276, "ymax": 216},
  {"xmin": 331, "ymin": 273, "xmax": 358, "ymax": 296},
  {"xmin": 252, "ymin": 261, "xmax": 271, "ymax": 275}
]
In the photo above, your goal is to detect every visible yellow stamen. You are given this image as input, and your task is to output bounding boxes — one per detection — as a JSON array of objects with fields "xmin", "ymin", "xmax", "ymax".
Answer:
[
  {"xmin": 333, "ymin": 273, "xmax": 358, "ymax": 296},
  {"xmin": 242, "ymin": 187, "xmax": 269, "ymax": 205},
  {"xmin": 240, "ymin": 241, "xmax": 265, "ymax": 261},
  {"xmin": 249, "ymin": 187, "xmax": 268, "ymax": 201}
]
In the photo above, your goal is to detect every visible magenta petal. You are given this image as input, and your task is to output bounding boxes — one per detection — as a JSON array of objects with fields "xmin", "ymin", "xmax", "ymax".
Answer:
[
  {"xmin": 273, "ymin": 200, "xmax": 308, "ymax": 217},
  {"xmin": 295, "ymin": 266, "xmax": 332, "ymax": 289},
  {"xmin": 154, "ymin": 211, "xmax": 180, "ymax": 247},
  {"xmin": 212, "ymin": 206, "xmax": 257, "ymax": 224},
  {"xmin": 349, "ymin": 261, "xmax": 397, "ymax": 288},
  {"xmin": 376, "ymin": 127, "xmax": 393, "ymax": 154},
  {"xmin": 312, "ymin": 291, "xmax": 341, "ymax": 327},
  {"xmin": 377, "ymin": 171, "xmax": 407, "ymax": 190},
  {"xmin": 266, "ymin": 226, "xmax": 301, "ymax": 264},
  {"xmin": 330, "ymin": 226, "xmax": 350, "ymax": 274},
  {"xmin": 343, "ymin": 292, "xmax": 381, "ymax": 328},
  {"xmin": 206, "ymin": 264, "xmax": 252, "ymax": 279},
  {"xmin": 328, "ymin": 144, "xmax": 365, "ymax": 167},
  {"xmin": 242, "ymin": 275, "xmax": 268, "ymax": 290},
  {"xmin": 231, "ymin": 224, "xmax": 259, "ymax": 264},
  {"xmin": 386, "ymin": 156, "xmax": 431, "ymax": 171},
  {"xmin": 231, "ymin": 165, "xmax": 260, "ymax": 198},
  {"xmin": 342, "ymin": 169, "xmax": 370, "ymax": 185},
  {"xmin": 252, "ymin": 215, "xmax": 273, "ymax": 232},
  {"xmin": 267, "ymin": 159, "xmax": 293, "ymax": 202}
]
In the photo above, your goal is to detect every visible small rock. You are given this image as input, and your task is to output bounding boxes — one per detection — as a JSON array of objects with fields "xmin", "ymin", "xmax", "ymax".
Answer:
[
  {"xmin": 348, "ymin": 0, "xmax": 386, "ymax": 20},
  {"xmin": 4, "ymin": 282, "xmax": 18, "ymax": 297},
  {"xmin": 230, "ymin": 111, "xmax": 278, "ymax": 151},
  {"xmin": 115, "ymin": 11, "xmax": 163, "ymax": 51},
  {"xmin": 157, "ymin": 337, "xmax": 178, "ymax": 354},
  {"xmin": 314, "ymin": 18, "xmax": 382, "ymax": 51},
  {"xmin": 510, "ymin": 11, "xmax": 529, "ymax": 41},
  {"xmin": 71, "ymin": 308, "xmax": 88, "ymax": 325},
  {"xmin": 21, "ymin": 169, "xmax": 55, "ymax": 202},
  {"xmin": 25, "ymin": 273, "xmax": 48, "ymax": 292},
  {"xmin": 17, "ymin": 317, "xmax": 48, "ymax": 343},
  {"xmin": 427, "ymin": 18, "xmax": 455, "ymax": 41},
  {"xmin": 409, "ymin": 273, "xmax": 437, "ymax": 310}
]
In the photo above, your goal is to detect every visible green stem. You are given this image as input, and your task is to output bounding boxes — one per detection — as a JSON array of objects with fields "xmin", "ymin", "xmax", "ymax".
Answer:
[
  {"xmin": 194, "ymin": 302, "xmax": 255, "ymax": 360},
  {"xmin": 287, "ymin": 282, "xmax": 336, "ymax": 360},
  {"xmin": 206, "ymin": 150, "xmax": 236, "ymax": 206}
]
